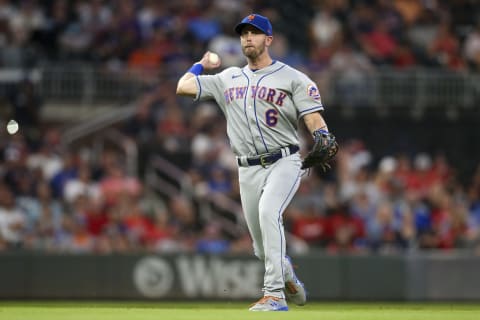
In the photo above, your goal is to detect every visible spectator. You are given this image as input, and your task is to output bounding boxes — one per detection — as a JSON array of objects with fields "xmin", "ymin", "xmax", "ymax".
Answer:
[
  {"xmin": 127, "ymin": 20, "xmax": 178, "ymax": 76},
  {"xmin": 208, "ymin": 20, "xmax": 244, "ymax": 68},
  {"xmin": 360, "ymin": 19, "xmax": 398, "ymax": 65},
  {"xmin": 99, "ymin": 162, "xmax": 142, "ymax": 207},
  {"xmin": 392, "ymin": 40, "xmax": 417, "ymax": 69},
  {"xmin": 144, "ymin": 209, "xmax": 175, "ymax": 251},
  {"xmin": 309, "ymin": 3, "xmax": 342, "ymax": 68},
  {"xmin": 0, "ymin": 183, "xmax": 26, "ymax": 248},
  {"xmin": 377, "ymin": 0, "xmax": 404, "ymax": 40},
  {"xmin": 26, "ymin": 128, "xmax": 63, "ymax": 181},
  {"xmin": 63, "ymin": 164, "xmax": 100, "ymax": 204},
  {"xmin": 463, "ymin": 22, "xmax": 480, "ymax": 71},
  {"xmin": 187, "ymin": 5, "xmax": 221, "ymax": 44},
  {"xmin": 206, "ymin": 165, "xmax": 232, "ymax": 194},
  {"xmin": 328, "ymin": 40, "xmax": 374, "ymax": 107},
  {"xmin": 290, "ymin": 205, "xmax": 327, "ymax": 247},
  {"xmin": 39, "ymin": 0, "xmax": 72, "ymax": 60},
  {"xmin": 325, "ymin": 204, "xmax": 365, "ymax": 254},
  {"xmin": 195, "ymin": 222, "xmax": 230, "ymax": 254},
  {"xmin": 61, "ymin": 214, "xmax": 95, "ymax": 253},
  {"xmin": 21, "ymin": 180, "xmax": 63, "ymax": 235},
  {"xmin": 427, "ymin": 21, "xmax": 465, "ymax": 70},
  {"xmin": 3, "ymin": 133, "xmax": 32, "ymax": 194},
  {"xmin": 169, "ymin": 195, "xmax": 202, "ymax": 250},
  {"xmin": 49, "ymin": 152, "xmax": 78, "ymax": 199},
  {"xmin": 366, "ymin": 201, "xmax": 402, "ymax": 253},
  {"xmin": 407, "ymin": 8, "xmax": 439, "ymax": 66}
]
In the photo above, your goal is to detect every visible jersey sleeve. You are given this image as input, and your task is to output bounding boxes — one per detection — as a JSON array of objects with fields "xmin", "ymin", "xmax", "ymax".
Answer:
[
  {"xmin": 194, "ymin": 73, "xmax": 225, "ymax": 103},
  {"xmin": 291, "ymin": 71, "xmax": 324, "ymax": 117}
]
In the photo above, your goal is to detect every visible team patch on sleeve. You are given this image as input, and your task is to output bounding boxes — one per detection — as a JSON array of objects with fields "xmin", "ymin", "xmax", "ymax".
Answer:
[{"xmin": 307, "ymin": 84, "xmax": 321, "ymax": 100}]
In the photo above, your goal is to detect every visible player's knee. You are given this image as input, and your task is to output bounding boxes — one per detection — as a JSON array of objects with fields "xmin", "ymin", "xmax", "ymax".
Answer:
[{"xmin": 258, "ymin": 206, "xmax": 279, "ymax": 226}]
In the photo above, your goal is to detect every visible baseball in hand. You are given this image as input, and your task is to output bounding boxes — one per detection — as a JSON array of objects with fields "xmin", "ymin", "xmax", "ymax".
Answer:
[
  {"xmin": 209, "ymin": 53, "xmax": 220, "ymax": 64},
  {"xmin": 6, "ymin": 119, "xmax": 19, "ymax": 135}
]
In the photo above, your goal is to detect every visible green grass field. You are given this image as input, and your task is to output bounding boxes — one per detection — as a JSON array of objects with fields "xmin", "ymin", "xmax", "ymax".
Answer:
[{"xmin": 1, "ymin": 301, "xmax": 479, "ymax": 320}]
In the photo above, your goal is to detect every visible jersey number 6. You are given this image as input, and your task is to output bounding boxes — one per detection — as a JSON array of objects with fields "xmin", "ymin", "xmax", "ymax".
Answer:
[{"xmin": 265, "ymin": 108, "xmax": 278, "ymax": 127}]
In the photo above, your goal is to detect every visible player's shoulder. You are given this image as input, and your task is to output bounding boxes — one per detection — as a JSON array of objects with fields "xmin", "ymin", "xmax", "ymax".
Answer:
[
  {"xmin": 275, "ymin": 61, "xmax": 312, "ymax": 84},
  {"xmin": 276, "ymin": 61, "xmax": 308, "ymax": 79}
]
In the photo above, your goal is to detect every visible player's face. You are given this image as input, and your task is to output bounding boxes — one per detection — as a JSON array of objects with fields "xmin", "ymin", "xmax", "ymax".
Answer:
[{"xmin": 240, "ymin": 25, "xmax": 272, "ymax": 59}]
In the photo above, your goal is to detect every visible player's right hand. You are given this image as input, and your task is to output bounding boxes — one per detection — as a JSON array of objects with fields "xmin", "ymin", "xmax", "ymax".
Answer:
[{"xmin": 199, "ymin": 51, "xmax": 222, "ymax": 70}]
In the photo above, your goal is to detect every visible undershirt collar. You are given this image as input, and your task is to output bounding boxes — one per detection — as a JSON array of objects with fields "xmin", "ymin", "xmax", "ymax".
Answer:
[{"xmin": 250, "ymin": 60, "xmax": 277, "ymax": 72}]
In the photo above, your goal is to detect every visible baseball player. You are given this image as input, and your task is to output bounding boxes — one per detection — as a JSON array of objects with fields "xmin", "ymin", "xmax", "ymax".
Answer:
[{"xmin": 176, "ymin": 14, "xmax": 337, "ymax": 311}]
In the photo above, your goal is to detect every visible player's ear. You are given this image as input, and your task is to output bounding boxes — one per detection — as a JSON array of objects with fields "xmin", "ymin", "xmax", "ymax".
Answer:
[{"xmin": 265, "ymin": 35, "xmax": 273, "ymax": 47}]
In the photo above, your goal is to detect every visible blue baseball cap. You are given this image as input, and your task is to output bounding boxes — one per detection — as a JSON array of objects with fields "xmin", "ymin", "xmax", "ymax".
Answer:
[{"xmin": 235, "ymin": 14, "xmax": 273, "ymax": 36}]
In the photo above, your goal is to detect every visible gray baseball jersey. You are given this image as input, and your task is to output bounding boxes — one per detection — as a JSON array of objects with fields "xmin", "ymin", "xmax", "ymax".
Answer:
[
  {"xmin": 194, "ymin": 61, "xmax": 323, "ymax": 156},
  {"xmin": 193, "ymin": 60, "xmax": 322, "ymax": 299}
]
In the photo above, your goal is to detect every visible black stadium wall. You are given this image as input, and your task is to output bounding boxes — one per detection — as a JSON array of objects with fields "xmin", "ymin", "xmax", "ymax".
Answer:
[{"xmin": 1, "ymin": 252, "xmax": 479, "ymax": 301}]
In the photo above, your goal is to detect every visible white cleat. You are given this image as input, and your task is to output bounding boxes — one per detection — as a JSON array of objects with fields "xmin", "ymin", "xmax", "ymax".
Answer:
[
  {"xmin": 248, "ymin": 296, "xmax": 289, "ymax": 311},
  {"xmin": 284, "ymin": 255, "xmax": 307, "ymax": 306}
]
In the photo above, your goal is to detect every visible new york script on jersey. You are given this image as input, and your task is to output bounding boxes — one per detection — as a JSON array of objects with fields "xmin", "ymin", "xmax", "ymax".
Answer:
[{"xmin": 224, "ymin": 85, "xmax": 288, "ymax": 107}]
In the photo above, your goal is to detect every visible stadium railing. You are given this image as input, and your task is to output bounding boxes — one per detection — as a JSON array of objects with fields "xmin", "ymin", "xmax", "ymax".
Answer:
[{"xmin": 1, "ymin": 66, "xmax": 479, "ymax": 110}]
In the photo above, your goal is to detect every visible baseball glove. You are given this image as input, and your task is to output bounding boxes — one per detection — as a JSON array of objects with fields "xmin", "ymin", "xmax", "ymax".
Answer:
[{"xmin": 301, "ymin": 129, "xmax": 338, "ymax": 170}]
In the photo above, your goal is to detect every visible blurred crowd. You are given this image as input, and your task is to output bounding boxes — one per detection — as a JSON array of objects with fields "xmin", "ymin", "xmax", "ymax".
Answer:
[
  {"xmin": 1, "ymin": 0, "xmax": 480, "ymax": 255},
  {"xmin": 1, "ymin": 100, "xmax": 480, "ymax": 255},
  {"xmin": 0, "ymin": 0, "xmax": 480, "ymax": 72}
]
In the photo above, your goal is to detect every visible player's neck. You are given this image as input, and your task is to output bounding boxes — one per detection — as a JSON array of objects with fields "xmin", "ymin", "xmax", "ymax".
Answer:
[{"xmin": 247, "ymin": 54, "xmax": 273, "ymax": 71}]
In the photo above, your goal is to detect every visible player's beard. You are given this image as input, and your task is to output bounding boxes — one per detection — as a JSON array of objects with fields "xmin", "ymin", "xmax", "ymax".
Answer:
[{"xmin": 242, "ymin": 43, "xmax": 266, "ymax": 61}]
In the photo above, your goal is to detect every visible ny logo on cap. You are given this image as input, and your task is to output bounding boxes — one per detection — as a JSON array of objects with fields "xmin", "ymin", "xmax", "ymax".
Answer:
[{"xmin": 248, "ymin": 14, "xmax": 255, "ymax": 21}]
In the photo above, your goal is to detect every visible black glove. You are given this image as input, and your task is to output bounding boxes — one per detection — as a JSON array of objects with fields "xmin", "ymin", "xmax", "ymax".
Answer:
[{"xmin": 301, "ymin": 129, "xmax": 339, "ymax": 170}]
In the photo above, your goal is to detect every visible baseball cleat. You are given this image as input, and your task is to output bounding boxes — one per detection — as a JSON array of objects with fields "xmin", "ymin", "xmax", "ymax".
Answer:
[
  {"xmin": 248, "ymin": 296, "xmax": 289, "ymax": 311},
  {"xmin": 284, "ymin": 255, "xmax": 307, "ymax": 306}
]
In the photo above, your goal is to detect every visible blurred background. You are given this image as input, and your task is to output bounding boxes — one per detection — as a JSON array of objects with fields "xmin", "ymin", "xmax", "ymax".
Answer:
[{"xmin": 0, "ymin": 0, "xmax": 480, "ymax": 301}]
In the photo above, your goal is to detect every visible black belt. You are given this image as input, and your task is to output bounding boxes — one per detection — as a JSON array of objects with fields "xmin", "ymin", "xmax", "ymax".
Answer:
[{"xmin": 237, "ymin": 145, "xmax": 299, "ymax": 168}]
